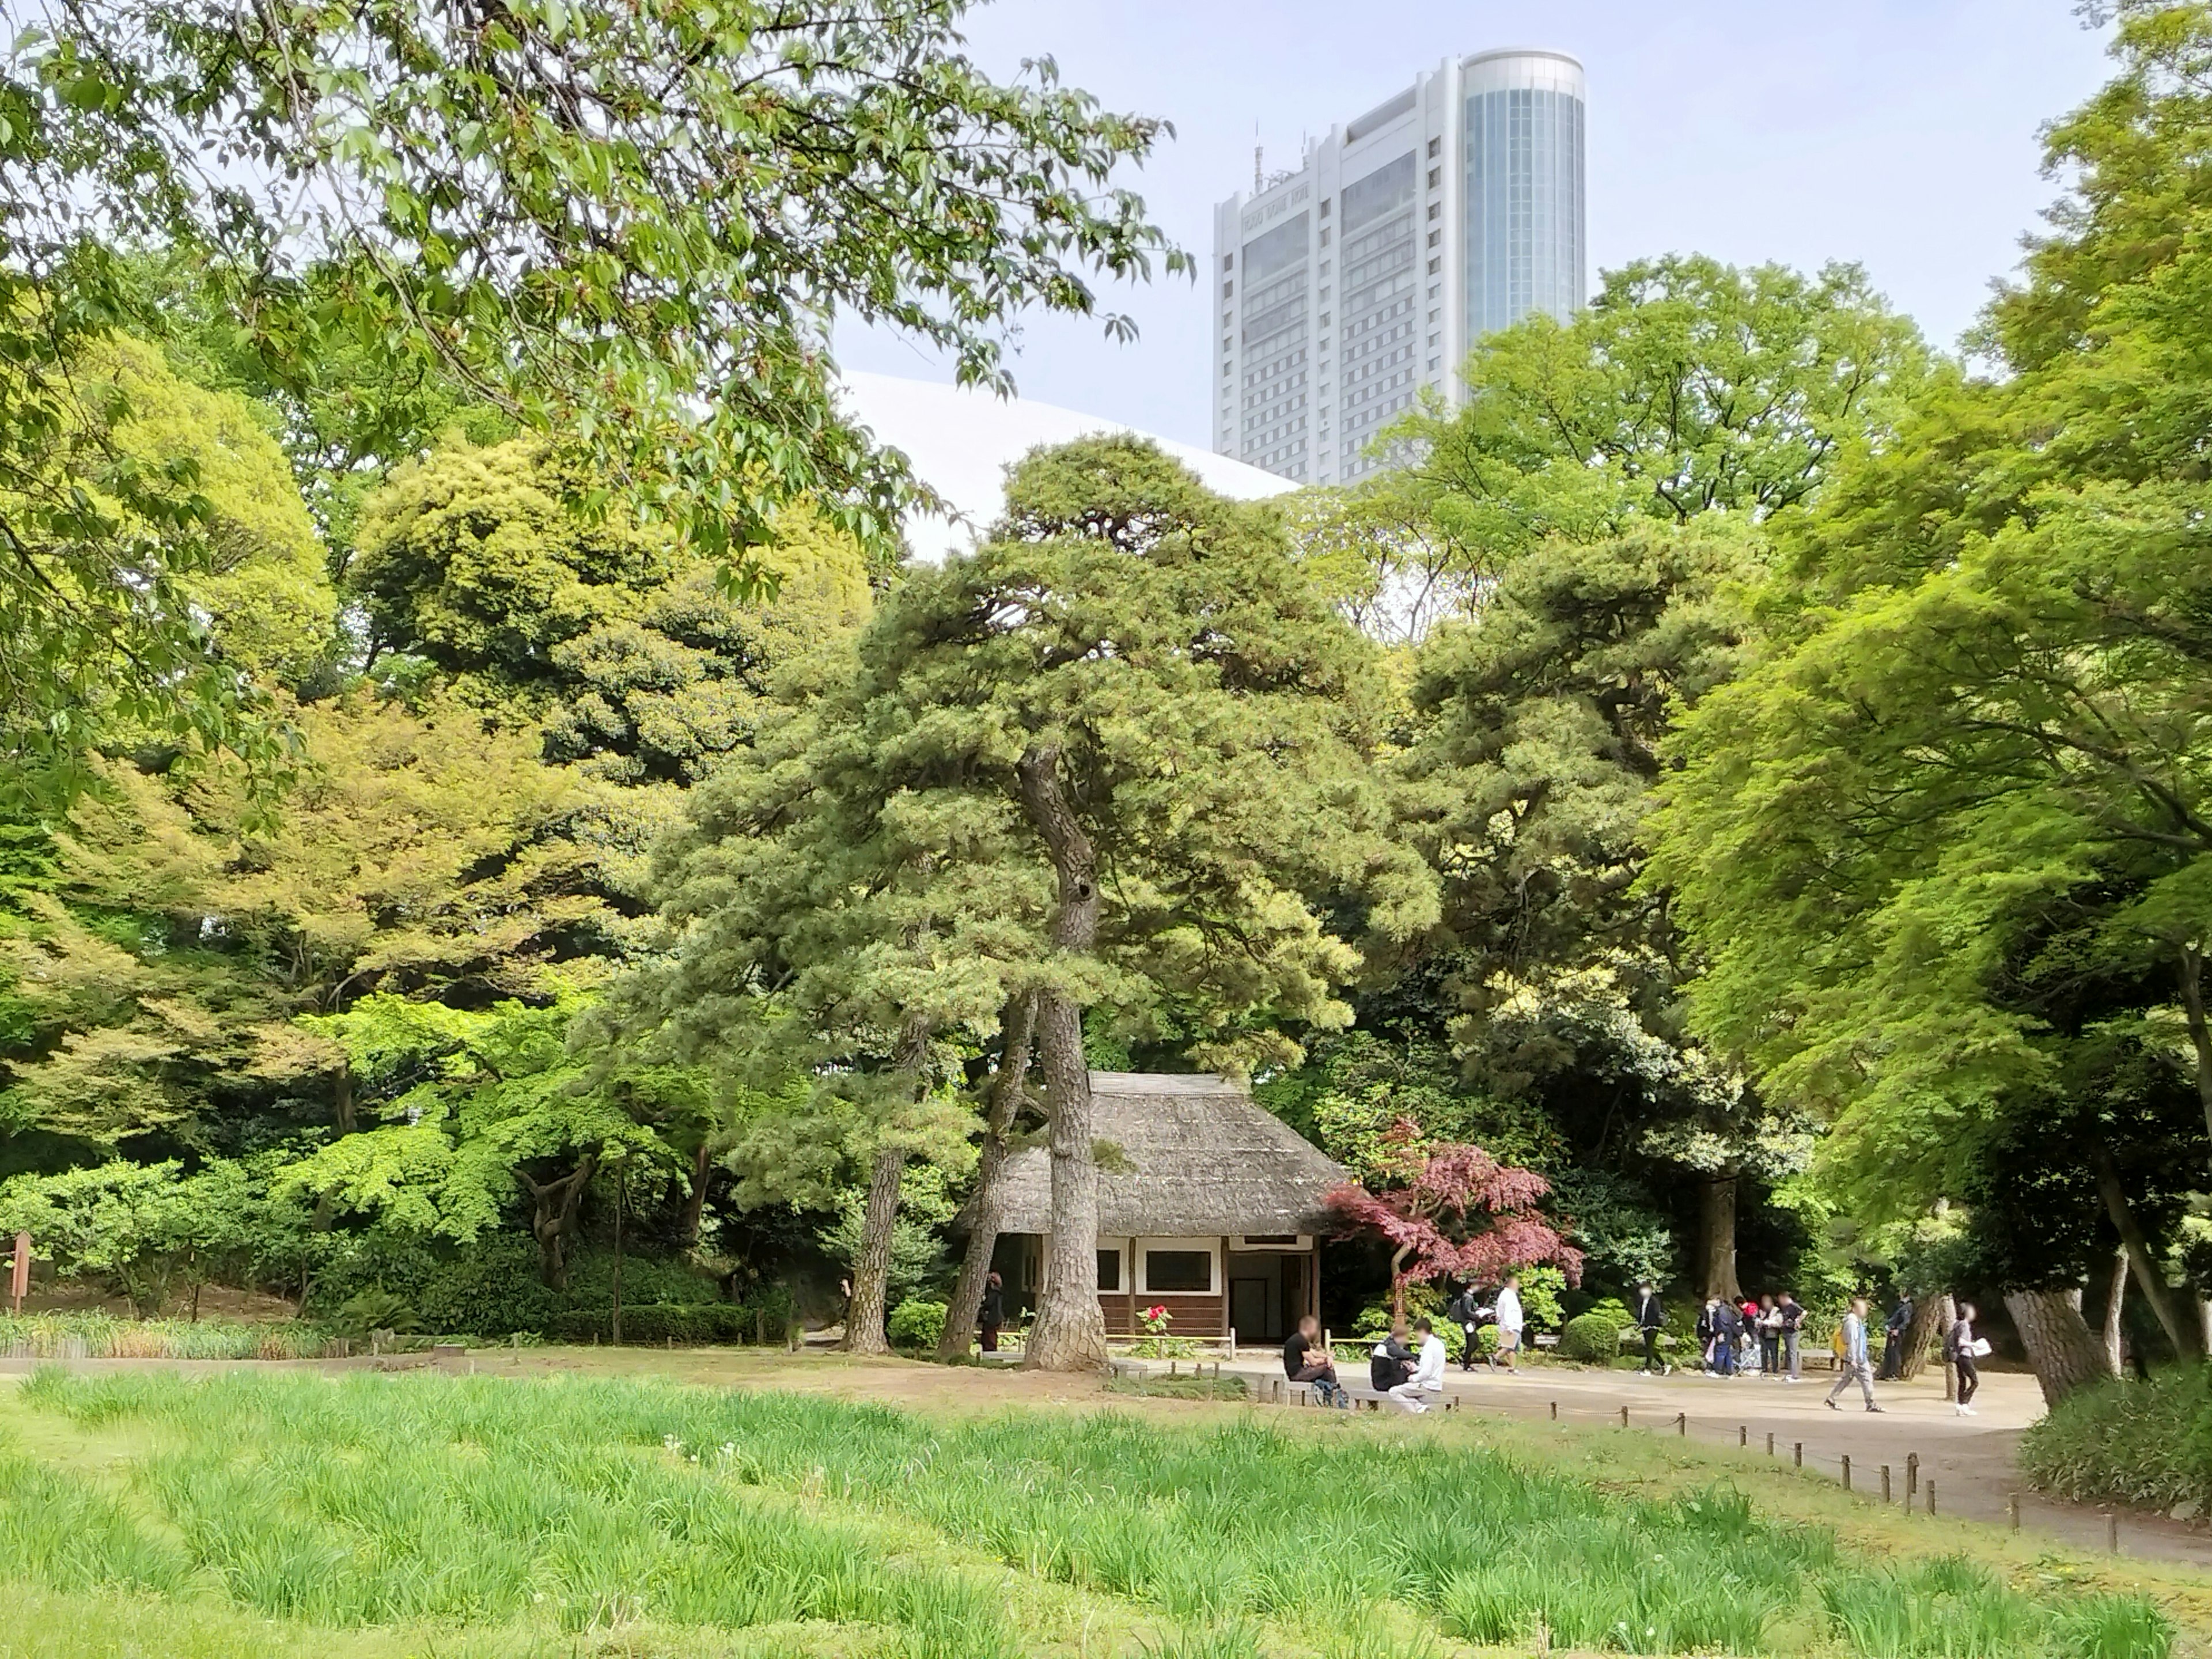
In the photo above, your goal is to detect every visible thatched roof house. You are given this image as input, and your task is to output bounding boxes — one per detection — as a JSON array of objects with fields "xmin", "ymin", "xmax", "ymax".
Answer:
[{"xmin": 990, "ymin": 1071, "xmax": 1347, "ymax": 1343}]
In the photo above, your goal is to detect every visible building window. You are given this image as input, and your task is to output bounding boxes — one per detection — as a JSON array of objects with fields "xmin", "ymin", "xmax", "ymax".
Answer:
[
  {"xmin": 1428, "ymin": 257, "xmax": 1441, "ymax": 274},
  {"xmin": 1427, "ymin": 136, "xmax": 1441, "ymax": 157},
  {"xmin": 1427, "ymin": 166, "xmax": 1441, "ymax": 190},
  {"xmin": 1222, "ymin": 281, "xmax": 1233, "ymax": 297},
  {"xmin": 1143, "ymin": 1249, "xmax": 1213, "ymax": 1294},
  {"xmin": 1319, "ymin": 198, "xmax": 1330, "ymax": 216},
  {"xmin": 1427, "ymin": 229, "xmax": 1441, "ymax": 248},
  {"xmin": 1427, "ymin": 203, "xmax": 1440, "ymax": 221},
  {"xmin": 1222, "ymin": 253, "xmax": 1233, "ymax": 270},
  {"xmin": 1097, "ymin": 1246, "xmax": 1122, "ymax": 1292}
]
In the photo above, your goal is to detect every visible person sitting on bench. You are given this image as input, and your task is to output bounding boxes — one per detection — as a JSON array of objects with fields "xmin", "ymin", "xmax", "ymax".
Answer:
[
  {"xmin": 1282, "ymin": 1314, "xmax": 1347, "ymax": 1407},
  {"xmin": 1388, "ymin": 1318, "xmax": 1449, "ymax": 1414}
]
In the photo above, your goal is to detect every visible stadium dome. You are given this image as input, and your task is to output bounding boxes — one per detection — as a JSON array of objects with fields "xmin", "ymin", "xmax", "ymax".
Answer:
[{"xmin": 838, "ymin": 370, "xmax": 1296, "ymax": 563}]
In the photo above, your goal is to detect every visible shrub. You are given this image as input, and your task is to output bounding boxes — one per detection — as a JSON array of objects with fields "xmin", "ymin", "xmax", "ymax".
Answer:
[
  {"xmin": 414, "ymin": 1234, "xmax": 562, "ymax": 1335},
  {"xmin": 888, "ymin": 1299, "xmax": 947, "ymax": 1352},
  {"xmin": 1557, "ymin": 1311, "xmax": 1627, "ymax": 1364},
  {"xmin": 550, "ymin": 1304, "xmax": 751, "ymax": 1345},
  {"xmin": 2020, "ymin": 1368, "xmax": 2212, "ymax": 1516},
  {"xmin": 332, "ymin": 1288, "xmax": 423, "ymax": 1339}
]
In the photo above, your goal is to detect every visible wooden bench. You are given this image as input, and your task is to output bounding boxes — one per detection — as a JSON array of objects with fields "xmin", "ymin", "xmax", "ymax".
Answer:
[{"xmin": 1270, "ymin": 1378, "xmax": 1457, "ymax": 1412}]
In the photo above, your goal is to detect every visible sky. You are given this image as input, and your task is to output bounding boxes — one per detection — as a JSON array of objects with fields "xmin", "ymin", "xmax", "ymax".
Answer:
[{"xmin": 835, "ymin": 1, "xmax": 2118, "ymax": 450}]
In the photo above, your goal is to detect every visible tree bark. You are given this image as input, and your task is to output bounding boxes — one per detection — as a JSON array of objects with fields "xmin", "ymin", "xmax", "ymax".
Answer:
[
  {"xmin": 518, "ymin": 1152, "xmax": 599, "ymax": 1290},
  {"xmin": 1018, "ymin": 744, "xmax": 1109, "ymax": 1374},
  {"xmin": 2090, "ymin": 1141, "xmax": 2191, "ymax": 1357},
  {"xmin": 2005, "ymin": 1286, "xmax": 2116, "ymax": 1407},
  {"xmin": 677, "ymin": 1142, "xmax": 711, "ymax": 1248},
  {"xmin": 841, "ymin": 1142, "xmax": 904, "ymax": 1355},
  {"xmin": 2177, "ymin": 943, "xmax": 2212, "ymax": 1176},
  {"xmin": 1896, "ymin": 1290, "xmax": 1953, "ymax": 1383},
  {"xmin": 938, "ymin": 993, "xmax": 1037, "ymax": 1361},
  {"xmin": 334, "ymin": 1065, "xmax": 355, "ymax": 1136},
  {"xmin": 1699, "ymin": 1172, "xmax": 1741, "ymax": 1302},
  {"xmin": 2103, "ymin": 1249, "xmax": 2128, "ymax": 1376}
]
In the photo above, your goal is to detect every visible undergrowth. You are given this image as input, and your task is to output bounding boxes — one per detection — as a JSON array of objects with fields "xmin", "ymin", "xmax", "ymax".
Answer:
[{"xmin": 0, "ymin": 1368, "xmax": 2178, "ymax": 1658}]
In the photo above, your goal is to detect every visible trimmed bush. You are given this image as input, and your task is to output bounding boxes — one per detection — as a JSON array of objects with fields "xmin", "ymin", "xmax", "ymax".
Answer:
[
  {"xmin": 889, "ymin": 1299, "xmax": 948, "ymax": 1353},
  {"xmin": 2020, "ymin": 1368, "xmax": 2212, "ymax": 1516},
  {"xmin": 1558, "ymin": 1312, "xmax": 1627, "ymax": 1363},
  {"xmin": 550, "ymin": 1303, "xmax": 752, "ymax": 1345}
]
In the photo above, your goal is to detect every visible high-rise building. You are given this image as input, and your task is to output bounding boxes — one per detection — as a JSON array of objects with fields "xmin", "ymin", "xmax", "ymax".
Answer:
[{"xmin": 1211, "ymin": 49, "xmax": 1586, "ymax": 486}]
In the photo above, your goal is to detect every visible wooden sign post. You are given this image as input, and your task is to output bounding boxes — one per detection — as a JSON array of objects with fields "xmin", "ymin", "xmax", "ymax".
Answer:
[{"xmin": 9, "ymin": 1231, "xmax": 28, "ymax": 1315}]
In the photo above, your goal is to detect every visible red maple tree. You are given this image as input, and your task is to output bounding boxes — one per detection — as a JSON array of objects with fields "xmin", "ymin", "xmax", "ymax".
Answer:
[{"xmin": 1325, "ymin": 1118, "xmax": 1581, "ymax": 1319}]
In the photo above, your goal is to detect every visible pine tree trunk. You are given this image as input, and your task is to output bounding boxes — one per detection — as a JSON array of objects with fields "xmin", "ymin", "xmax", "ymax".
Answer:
[
  {"xmin": 842, "ymin": 1143, "xmax": 904, "ymax": 1355},
  {"xmin": 1896, "ymin": 1291, "xmax": 1953, "ymax": 1382},
  {"xmin": 2005, "ymin": 1286, "xmax": 2116, "ymax": 1406},
  {"xmin": 2091, "ymin": 1142, "xmax": 2190, "ymax": 1357},
  {"xmin": 2177, "ymin": 944, "xmax": 2212, "ymax": 1173},
  {"xmin": 2103, "ymin": 1249, "xmax": 2128, "ymax": 1375},
  {"xmin": 334, "ymin": 1065, "xmax": 355, "ymax": 1135},
  {"xmin": 677, "ymin": 1142, "xmax": 711, "ymax": 1247},
  {"xmin": 1700, "ymin": 1172, "xmax": 1741, "ymax": 1302},
  {"xmin": 1018, "ymin": 744, "xmax": 1109, "ymax": 1374},
  {"xmin": 938, "ymin": 994, "xmax": 1036, "ymax": 1362}
]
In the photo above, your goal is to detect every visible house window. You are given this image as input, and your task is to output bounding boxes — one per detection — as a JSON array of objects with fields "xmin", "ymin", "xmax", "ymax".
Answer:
[
  {"xmin": 1144, "ymin": 1249, "xmax": 1213, "ymax": 1294},
  {"xmin": 1097, "ymin": 1247, "xmax": 1122, "ymax": 1291}
]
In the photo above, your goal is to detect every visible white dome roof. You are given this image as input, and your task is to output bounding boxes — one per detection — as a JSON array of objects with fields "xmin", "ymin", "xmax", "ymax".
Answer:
[{"xmin": 839, "ymin": 370, "xmax": 1296, "ymax": 563}]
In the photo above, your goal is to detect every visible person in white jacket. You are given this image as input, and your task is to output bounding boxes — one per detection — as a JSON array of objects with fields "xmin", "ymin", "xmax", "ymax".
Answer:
[
  {"xmin": 1389, "ymin": 1318, "xmax": 1450, "ymax": 1413},
  {"xmin": 1493, "ymin": 1275, "xmax": 1525, "ymax": 1372}
]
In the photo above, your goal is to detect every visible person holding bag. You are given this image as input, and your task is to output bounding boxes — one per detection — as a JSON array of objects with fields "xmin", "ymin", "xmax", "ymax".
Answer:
[{"xmin": 1947, "ymin": 1301, "xmax": 1987, "ymax": 1416}]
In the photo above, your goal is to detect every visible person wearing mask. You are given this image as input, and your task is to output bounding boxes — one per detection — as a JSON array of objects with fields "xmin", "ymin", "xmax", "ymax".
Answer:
[
  {"xmin": 1825, "ymin": 1294, "xmax": 1884, "ymax": 1412},
  {"xmin": 1738, "ymin": 1298, "xmax": 1762, "ymax": 1375},
  {"xmin": 1878, "ymin": 1292, "xmax": 1916, "ymax": 1381},
  {"xmin": 1493, "ymin": 1275, "xmax": 1525, "ymax": 1372},
  {"xmin": 1776, "ymin": 1292, "xmax": 1806, "ymax": 1382},
  {"xmin": 1756, "ymin": 1295, "xmax": 1783, "ymax": 1379},
  {"xmin": 1633, "ymin": 1281, "xmax": 1670, "ymax": 1376},
  {"xmin": 1446, "ymin": 1283, "xmax": 1487, "ymax": 1374},
  {"xmin": 1282, "ymin": 1313, "xmax": 1347, "ymax": 1408},
  {"xmin": 1389, "ymin": 1317, "xmax": 1450, "ymax": 1414},
  {"xmin": 1946, "ymin": 1301, "xmax": 1984, "ymax": 1416},
  {"xmin": 1370, "ymin": 1322, "xmax": 1416, "ymax": 1394}
]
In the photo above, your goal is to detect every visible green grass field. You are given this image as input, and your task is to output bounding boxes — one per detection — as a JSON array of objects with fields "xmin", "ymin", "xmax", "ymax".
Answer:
[{"xmin": 0, "ymin": 1366, "xmax": 2183, "ymax": 1658}]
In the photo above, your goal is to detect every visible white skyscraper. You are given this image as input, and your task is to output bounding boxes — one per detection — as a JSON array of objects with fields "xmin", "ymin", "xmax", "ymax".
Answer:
[{"xmin": 1212, "ymin": 50, "xmax": 1586, "ymax": 485}]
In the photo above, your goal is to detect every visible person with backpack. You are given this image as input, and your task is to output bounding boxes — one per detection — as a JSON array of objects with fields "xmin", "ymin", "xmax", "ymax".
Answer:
[
  {"xmin": 1825, "ymin": 1295, "xmax": 1884, "ymax": 1412},
  {"xmin": 1633, "ymin": 1281, "xmax": 1669, "ymax": 1376},
  {"xmin": 1946, "ymin": 1301, "xmax": 1984, "ymax": 1416},
  {"xmin": 1446, "ymin": 1283, "xmax": 1488, "ymax": 1373}
]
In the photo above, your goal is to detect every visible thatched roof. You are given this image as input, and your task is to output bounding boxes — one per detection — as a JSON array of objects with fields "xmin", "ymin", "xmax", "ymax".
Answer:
[{"xmin": 993, "ymin": 1072, "xmax": 1347, "ymax": 1237}]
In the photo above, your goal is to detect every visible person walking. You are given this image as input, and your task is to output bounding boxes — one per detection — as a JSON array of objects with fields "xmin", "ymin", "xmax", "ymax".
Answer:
[
  {"xmin": 1825, "ymin": 1295, "xmax": 1884, "ymax": 1412},
  {"xmin": 1777, "ymin": 1291, "xmax": 1805, "ymax": 1382},
  {"xmin": 1283, "ymin": 1313, "xmax": 1347, "ymax": 1407},
  {"xmin": 1947, "ymin": 1301, "xmax": 1983, "ymax": 1416},
  {"xmin": 1446, "ymin": 1283, "xmax": 1486, "ymax": 1373},
  {"xmin": 1633, "ymin": 1281, "xmax": 1670, "ymax": 1376},
  {"xmin": 1389, "ymin": 1317, "xmax": 1450, "ymax": 1413},
  {"xmin": 1877, "ymin": 1291, "xmax": 1915, "ymax": 1381},
  {"xmin": 978, "ymin": 1270, "xmax": 1005, "ymax": 1353},
  {"xmin": 1493, "ymin": 1275, "xmax": 1525, "ymax": 1372},
  {"xmin": 1756, "ymin": 1294, "xmax": 1783, "ymax": 1378}
]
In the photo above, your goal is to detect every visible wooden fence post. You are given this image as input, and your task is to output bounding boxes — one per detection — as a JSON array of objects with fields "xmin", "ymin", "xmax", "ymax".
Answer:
[
  {"xmin": 1841, "ymin": 1454, "xmax": 1852, "ymax": 1492},
  {"xmin": 1881, "ymin": 1465, "xmax": 1892, "ymax": 1503},
  {"xmin": 1906, "ymin": 1453, "xmax": 1918, "ymax": 1502},
  {"xmin": 1793, "ymin": 1442, "xmax": 1803, "ymax": 1468},
  {"xmin": 2009, "ymin": 1493, "xmax": 2021, "ymax": 1532}
]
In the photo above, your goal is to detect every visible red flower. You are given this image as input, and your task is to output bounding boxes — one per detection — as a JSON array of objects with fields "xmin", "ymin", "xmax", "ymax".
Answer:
[{"xmin": 1145, "ymin": 1304, "xmax": 1167, "ymax": 1321}]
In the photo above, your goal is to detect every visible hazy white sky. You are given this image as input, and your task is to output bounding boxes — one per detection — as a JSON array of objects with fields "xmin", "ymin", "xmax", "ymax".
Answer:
[{"xmin": 836, "ymin": 1, "xmax": 2116, "ymax": 450}]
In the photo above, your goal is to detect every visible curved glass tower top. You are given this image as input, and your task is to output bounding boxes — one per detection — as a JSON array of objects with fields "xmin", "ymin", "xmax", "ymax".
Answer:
[
  {"xmin": 1461, "ymin": 50, "xmax": 1587, "ymax": 344},
  {"xmin": 1211, "ymin": 48, "xmax": 1587, "ymax": 484}
]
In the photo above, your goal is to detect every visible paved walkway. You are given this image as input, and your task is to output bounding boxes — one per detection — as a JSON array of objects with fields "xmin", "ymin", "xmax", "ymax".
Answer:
[{"xmin": 1227, "ymin": 1355, "xmax": 2212, "ymax": 1568}]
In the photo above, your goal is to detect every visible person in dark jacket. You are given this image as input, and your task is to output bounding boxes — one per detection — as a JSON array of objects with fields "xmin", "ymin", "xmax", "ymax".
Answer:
[
  {"xmin": 1446, "ymin": 1285, "xmax": 1487, "ymax": 1372},
  {"xmin": 977, "ymin": 1271, "xmax": 1005, "ymax": 1353},
  {"xmin": 1709, "ymin": 1298, "xmax": 1741, "ymax": 1376},
  {"xmin": 1633, "ymin": 1282, "xmax": 1669, "ymax": 1376},
  {"xmin": 1370, "ymin": 1323, "xmax": 1416, "ymax": 1392},
  {"xmin": 1878, "ymin": 1293, "xmax": 1915, "ymax": 1380}
]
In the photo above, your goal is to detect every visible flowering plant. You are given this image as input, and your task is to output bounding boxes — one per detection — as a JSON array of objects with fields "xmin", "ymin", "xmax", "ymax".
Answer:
[{"xmin": 1132, "ymin": 1302, "xmax": 1191, "ymax": 1359}]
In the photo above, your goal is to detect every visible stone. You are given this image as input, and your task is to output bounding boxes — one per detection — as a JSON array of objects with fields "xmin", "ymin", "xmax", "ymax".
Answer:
[{"xmin": 2170, "ymin": 1501, "xmax": 2200, "ymax": 1522}]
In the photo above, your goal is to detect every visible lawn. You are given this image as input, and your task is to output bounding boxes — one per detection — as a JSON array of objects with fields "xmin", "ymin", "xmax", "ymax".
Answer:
[{"xmin": 0, "ymin": 1365, "xmax": 2183, "ymax": 1658}]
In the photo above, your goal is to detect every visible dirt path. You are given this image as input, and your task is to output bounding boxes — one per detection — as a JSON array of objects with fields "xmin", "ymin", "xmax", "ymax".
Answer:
[{"xmin": 1232, "ymin": 1355, "xmax": 2212, "ymax": 1569}]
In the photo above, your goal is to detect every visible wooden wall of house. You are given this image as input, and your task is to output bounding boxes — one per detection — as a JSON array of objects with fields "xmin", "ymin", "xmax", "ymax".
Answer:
[{"xmin": 1103, "ymin": 1291, "xmax": 1225, "ymax": 1338}]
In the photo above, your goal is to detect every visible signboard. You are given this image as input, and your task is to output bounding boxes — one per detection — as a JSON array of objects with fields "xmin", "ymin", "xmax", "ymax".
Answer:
[{"xmin": 10, "ymin": 1232, "xmax": 28, "ymax": 1314}]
